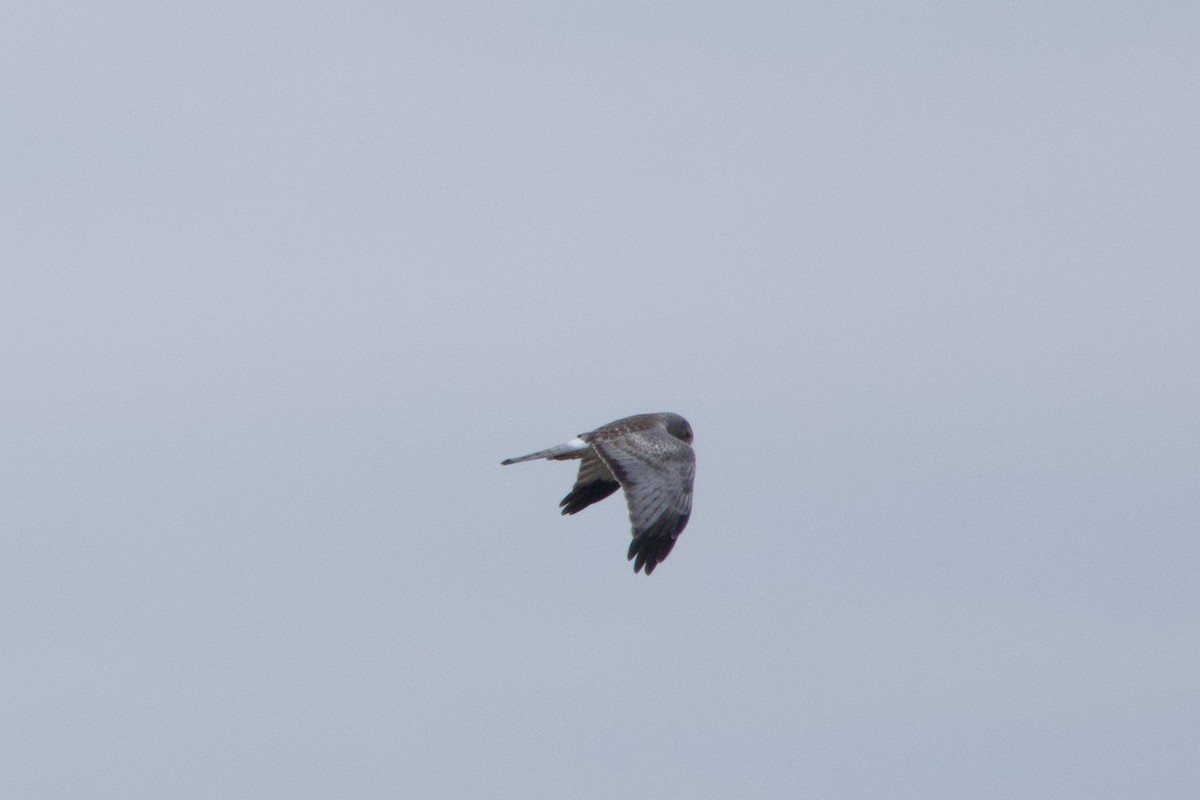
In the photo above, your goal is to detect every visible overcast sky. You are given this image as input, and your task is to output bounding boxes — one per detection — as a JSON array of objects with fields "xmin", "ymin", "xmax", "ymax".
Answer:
[{"xmin": 3, "ymin": 2, "xmax": 1199, "ymax": 798}]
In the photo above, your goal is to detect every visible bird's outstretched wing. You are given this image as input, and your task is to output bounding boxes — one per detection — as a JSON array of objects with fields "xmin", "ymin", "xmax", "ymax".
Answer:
[
  {"xmin": 559, "ymin": 451, "xmax": 620, "ymax": 515},
  {"xmin": 587, "ymin": 427, "xmax": 695, "ymax": 575}
]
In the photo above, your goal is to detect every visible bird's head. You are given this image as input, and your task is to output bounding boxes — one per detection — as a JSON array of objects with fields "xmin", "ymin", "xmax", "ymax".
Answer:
[{"xmin": 662, "ymin": 413, "xmax": 693, "ymax": 444}]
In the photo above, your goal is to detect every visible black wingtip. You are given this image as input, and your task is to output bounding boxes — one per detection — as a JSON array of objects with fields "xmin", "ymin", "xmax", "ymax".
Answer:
[
  {"xmin": 627, "ymin": 534, "xmax": 678, "ymax": 576},
  {"xmin": 558, "ymin": 479, "xmax": 620, "ymax": 516}
]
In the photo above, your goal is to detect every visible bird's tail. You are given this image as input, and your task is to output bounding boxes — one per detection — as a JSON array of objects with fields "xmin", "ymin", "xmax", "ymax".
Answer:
[{"xmin": 501, "ymin": 437, "xmax": 589, "ymax": 465}]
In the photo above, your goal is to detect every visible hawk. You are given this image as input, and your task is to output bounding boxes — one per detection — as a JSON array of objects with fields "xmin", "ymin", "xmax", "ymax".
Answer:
[{"xmin": 501, "ymin": 412, "xmax": 696, "ymax": 575}]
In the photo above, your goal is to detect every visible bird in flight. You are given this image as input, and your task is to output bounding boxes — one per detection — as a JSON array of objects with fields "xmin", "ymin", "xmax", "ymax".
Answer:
[{"xmin": 501, "ymin": 412, "xmax": 696, "ymax": 575}]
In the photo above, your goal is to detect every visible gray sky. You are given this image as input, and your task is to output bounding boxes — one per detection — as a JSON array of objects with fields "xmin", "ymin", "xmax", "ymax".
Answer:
[{"xmin": 3, "ymin": 2, "xmax": 1199, "ymax": 798}]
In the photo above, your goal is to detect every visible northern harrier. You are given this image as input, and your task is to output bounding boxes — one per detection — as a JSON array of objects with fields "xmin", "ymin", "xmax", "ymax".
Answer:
[{"xmin": 501, "ymin": 412, "xmax": 696, "ymax": 575}]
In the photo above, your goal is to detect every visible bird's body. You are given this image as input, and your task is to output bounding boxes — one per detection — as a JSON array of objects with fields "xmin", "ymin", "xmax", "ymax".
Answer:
[{"xmin": 502, "ymin": 413, "xmax": 696, "ymax": 575}]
